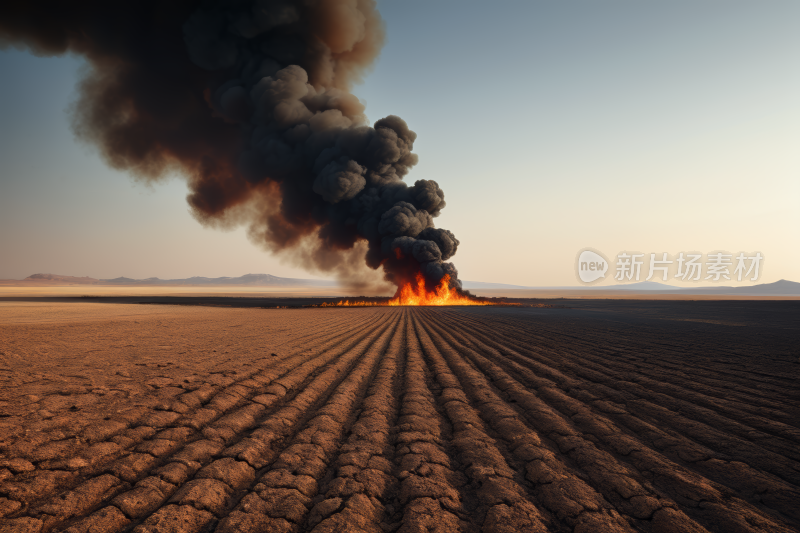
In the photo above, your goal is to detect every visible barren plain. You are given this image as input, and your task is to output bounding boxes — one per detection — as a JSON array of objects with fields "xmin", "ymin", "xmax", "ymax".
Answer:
[{"xmin": 0, "ymin": 301, "xmax": 798, "ymax": 533}]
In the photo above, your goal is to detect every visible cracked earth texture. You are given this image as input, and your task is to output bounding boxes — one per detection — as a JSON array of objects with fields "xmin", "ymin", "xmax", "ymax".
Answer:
[{"xmin": 0, "ymin": 301, "xmax": 797, "ymax": 533}]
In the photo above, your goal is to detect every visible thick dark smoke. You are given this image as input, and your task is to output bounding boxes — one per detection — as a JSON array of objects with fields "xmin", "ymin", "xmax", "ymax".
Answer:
[{"xmin": 0, "ymin": 0, "xmax": 461, "ymax": 291}]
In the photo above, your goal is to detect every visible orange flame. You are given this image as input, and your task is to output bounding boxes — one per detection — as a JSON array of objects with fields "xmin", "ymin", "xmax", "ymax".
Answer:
[
  {"xmin": 322, "ymin": 273, "xmax": 491, "ymax": 307},
  {"xmin": 388, "ymin": 273, "xmax": 488, "ymax": 306}
]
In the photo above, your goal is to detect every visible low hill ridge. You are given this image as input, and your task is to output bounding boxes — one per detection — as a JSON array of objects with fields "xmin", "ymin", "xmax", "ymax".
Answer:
[{"xmin": 5, "ymin": 274, "xmax": 799, "ymax": 295}]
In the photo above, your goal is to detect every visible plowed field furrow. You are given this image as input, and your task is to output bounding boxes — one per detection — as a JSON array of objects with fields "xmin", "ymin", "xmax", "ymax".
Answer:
[
  {"xmin": 575, "ymin": 334, "xmax": 797, "ymax": 388},
  {"xmin": 527, "ymin": 333, "xmax": 796, "ymax": 412},
  {"xmin": 599, "ymin": 347, "xmax": 796, "ymax": 394},
  {"xmin": 415, "ymin": 311, "xmax": 645, "ymax": 533},
  {"xmin": 1, "ymin": 302, "xmax": 798, "ymax": 533},
  {"xmin": 586, "ymin": 363, "xmax": 799, "ymax": 436},
  {"xmin": 306, "ymin": 311, "xmax": 405, "ymax": 533},
  {"xmin": 391, "ymin": 312, "xmax": 475, "ymax": 533},
  {"xmin": 437, "ymin": 314, "xmax": 800, "ymax": 525},
  {"xmin": 508, "ymin": 327, "xmax": 800, "ymax": 438},
  {"xmin": 448, "ymin": 311, "xmax": 795, "ymax": 412},
  {"xmin": 440, "ymin": 311, "xmax": 800, "ymax": 486},
  {"xmin": 459, "ymin": 309, "xmax": 791, "ymax": 383},
  {"xmin": 72, "ymin": 311, "xmax": 400, "ymax": 533},
  {"xmin": 474, "ymin": 312, "xmax": 797, "ymax": 400},
  {"xmin": 208, "ymin": 310, "xmax": 402, "ymax": 533},
  {"xmin": 431, "ymin": 311, "xmax": 800, "ymax": 512},
  {"xmin": 2, "ymin": 309, "xmax": 398, "ymax": 532},
  {"xmin": 2, "ymin": 310, "xmax": 386, "ymax": 487},
  {"xmin": 421, "ymin": 310, "xmax": 797, "ymax": 532},
  {"xmin": 443, "ymin": 310, "xmax": 800, "ymax": 456},
  {"xmin": 411, "ymin": 314, "xmax": 563, "ymax": 533},
  {"xmin": 53, "ymin": 320, "xmax": 392, "ymax": 532},
  {"xmin": 575, "ymin": 365, "xmax": 800, "ymax": 458},
  {"xmin": 500, "ymin": 341, "xmax": 800, "ymax": 492}
]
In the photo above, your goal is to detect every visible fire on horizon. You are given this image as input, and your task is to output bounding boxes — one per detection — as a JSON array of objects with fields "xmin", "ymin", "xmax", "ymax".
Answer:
[{"xmin": 320, "ymin": 274, "xmax": 493, "ymax": 306}]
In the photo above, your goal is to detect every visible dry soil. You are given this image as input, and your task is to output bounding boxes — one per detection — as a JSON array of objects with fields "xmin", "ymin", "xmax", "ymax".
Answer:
[{"xmin": 0, "ymin": 301, "xmax": 797, "ymax": 533}]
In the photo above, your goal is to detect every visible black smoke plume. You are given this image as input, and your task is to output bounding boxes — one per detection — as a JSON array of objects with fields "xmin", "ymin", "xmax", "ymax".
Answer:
[{"xmin": 0, "ymin": 0, "xmax": 461, "ymax": 291}]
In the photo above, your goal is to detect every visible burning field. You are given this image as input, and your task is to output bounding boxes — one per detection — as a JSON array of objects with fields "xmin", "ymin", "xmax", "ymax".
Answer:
[
  {"xmin": 0, "ymin": 2, "xmax": 798, "ymax": 532},
  {"xmin": 320, "ymin": 274, "xmax": 495, "ymax": 307},
  {"xmin": 0, "ymin": 301, "xmax": 798, "ymax": 533}
]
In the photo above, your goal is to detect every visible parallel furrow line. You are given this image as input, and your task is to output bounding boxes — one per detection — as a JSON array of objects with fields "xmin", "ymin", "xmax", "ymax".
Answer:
[
  {"xmin": 389, "ymin": 312, "xmax": 476, "ymax": 533},
  {"xmin": 22, "ymin": 312, "xmax": 397, "ymax": 532},
  {"xmin": 304, "ymin": 310, "xmax": 406, "ymax": 532},
  {"xmin": 441, "ymin": 311, "xmax": 800, "ymax": 480},
  {"xmin": 415, "ymin": 310, "xmax": 639, "ymax": 533},
  {"xmin": 427, "ymin": 309, "xmax": 799, "ymax": 531},
  {"xmin": 209, "ymin": 309, "xmax": 402, "ymax": 533}
]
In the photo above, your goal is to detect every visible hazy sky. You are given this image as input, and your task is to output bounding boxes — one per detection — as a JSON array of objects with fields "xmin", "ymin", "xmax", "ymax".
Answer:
[{"xmin": 1, "ymin": 1, "xmax": 798, "ymax": 286}]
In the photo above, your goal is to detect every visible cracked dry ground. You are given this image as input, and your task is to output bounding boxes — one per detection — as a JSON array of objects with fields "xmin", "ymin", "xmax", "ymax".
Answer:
[{"xmin": 0, "ymin": 302, "xmax": 798, "ymax": 533}]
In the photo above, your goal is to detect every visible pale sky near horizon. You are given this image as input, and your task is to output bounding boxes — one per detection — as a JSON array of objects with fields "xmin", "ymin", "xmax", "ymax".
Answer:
[{"xmin": 1, "ymin": 1, "xmax": 798, "ymax": 287}]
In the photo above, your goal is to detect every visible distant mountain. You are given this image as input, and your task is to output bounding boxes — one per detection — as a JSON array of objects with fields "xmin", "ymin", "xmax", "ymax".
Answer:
[
  {"xmin": 24, "ymin": 273, "xmax": 99, "ymax": 283},
  {"xmin": 100, "ymin": 273, "xmax": 338, "ymax": 287},
  {"xmin": 9, "ymin": 273, "xmax": 337, "ymax": 287},
  {"xmin": 674, "ymin": 279, "xmax": 800, "ymax": 296},
  {"xmin": 103, "ymin": 277, "xmax": 137, "ymax": 284},
  {"xmin": 584, "ymin": 279, "xmax": 800, "ymax": 295},
  {"xmin": 465, "ymin": 279, "xmax": 800, "ymax": 296},
  {"xmin": 463, "ymin": 280, "xmax": 682, "ymax": 291},
  {"xmin": 6, "ymin": 274, "xmax": 799, "ymax": 296}
]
